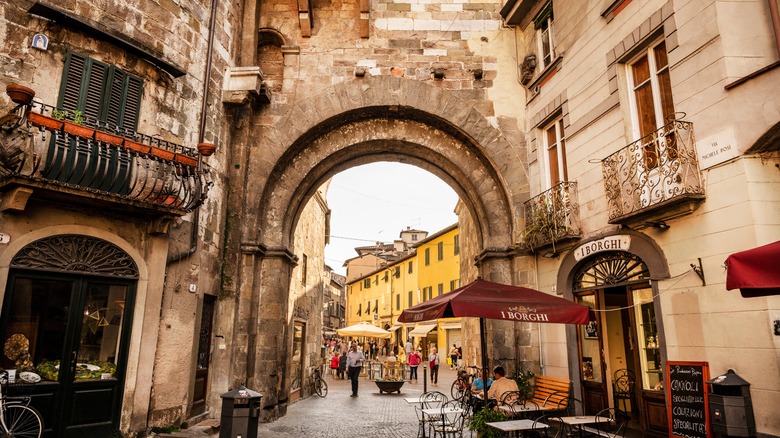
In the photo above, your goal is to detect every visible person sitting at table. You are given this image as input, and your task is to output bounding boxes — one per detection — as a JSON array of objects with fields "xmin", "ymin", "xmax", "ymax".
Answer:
[
  {"xmin": 487, "ymin": 365, "xmax": 518, "ymax": 405},
  {"xmin": 471, "ymin": 372, "xmax": 494, "ymax": 398}
]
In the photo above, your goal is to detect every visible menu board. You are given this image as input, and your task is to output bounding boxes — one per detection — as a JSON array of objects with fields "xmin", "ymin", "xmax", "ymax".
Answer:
[{"xmin": 666, "ymin": 361, "xmax": 710, "ymax": 438}]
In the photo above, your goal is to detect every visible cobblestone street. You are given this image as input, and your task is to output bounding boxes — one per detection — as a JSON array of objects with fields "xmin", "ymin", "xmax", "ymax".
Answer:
[{"xmin": 255, "ymin": 366, "xmax": 458, "ymax": 438}]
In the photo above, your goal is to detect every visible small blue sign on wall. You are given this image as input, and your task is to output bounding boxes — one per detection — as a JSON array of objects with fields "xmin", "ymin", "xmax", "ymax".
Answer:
[{"xmin": 32, "ymin": 33, "xmax": 49, "ymax": 51}]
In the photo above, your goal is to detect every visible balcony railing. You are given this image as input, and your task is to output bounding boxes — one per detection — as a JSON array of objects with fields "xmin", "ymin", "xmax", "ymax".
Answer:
[
  {"xmin": 601, "ymin": 120, "xmax": 704, "ymax": 224},
  {"xmin": 0, "ymin": 100, "xmax": 212, "ymax": 213},
  {"xmin": 522, "ymin": 181, "xmax": 581, "ymax": 253}
]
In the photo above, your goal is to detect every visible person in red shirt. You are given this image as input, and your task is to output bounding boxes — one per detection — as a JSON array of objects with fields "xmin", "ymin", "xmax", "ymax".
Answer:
[
  {"xmin": 330, "ymin": 353, "xmax": 340, "ymax": 377},
  {"xmin": 408, "ymin": 349, "xmax": 422, "ymax": 382}
]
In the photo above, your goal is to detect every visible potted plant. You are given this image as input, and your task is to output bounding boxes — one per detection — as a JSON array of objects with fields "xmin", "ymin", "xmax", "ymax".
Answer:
[
  {"xmin": 512, "ymin": 369, "xmax": 535, "ymax": 400},
  {"xmin": 27, "ymin": 111, "xmax": 63, "ymax": 131},
  {"xmin": 94, "ymin": 129, "xmax": 124, "ymax": 146},
  {"xmin": 56, "ymin": 109, "xmax": 95, "ymax": 139},
  {"xmin": 6, "ymin": 84, "xmax": 35, "ymax": 105},
  {"xmin": 374, "ymin": 376, "xmax": 405, "ymax": 394},
  {"xmin": 469, "ymin": 407, "xmax": 508, "ymax": 437},
  {"xmin": 122, "ymin": 137, "xmax": 151, "ymax": 155}
]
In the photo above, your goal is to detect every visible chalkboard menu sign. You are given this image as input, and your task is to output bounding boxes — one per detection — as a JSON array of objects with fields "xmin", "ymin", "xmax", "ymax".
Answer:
[{"xmin": 666, "ymin": 361, "xmax": 710, "ymax": 438}]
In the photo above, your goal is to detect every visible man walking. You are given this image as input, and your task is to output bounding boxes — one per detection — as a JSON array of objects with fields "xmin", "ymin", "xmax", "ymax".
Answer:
[{"xmin": 346, "ymin": 342, "xmax": 365, "ymax": 397}]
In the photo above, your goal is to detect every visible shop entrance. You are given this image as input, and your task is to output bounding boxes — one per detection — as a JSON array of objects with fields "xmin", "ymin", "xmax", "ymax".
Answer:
[
  {"xmin": 0, "ymin": 235, "xmax": 137, "ymax": 437},
  {"xmin": 573, "ymin": 251, "xmax": 667, "ymax": 433}
]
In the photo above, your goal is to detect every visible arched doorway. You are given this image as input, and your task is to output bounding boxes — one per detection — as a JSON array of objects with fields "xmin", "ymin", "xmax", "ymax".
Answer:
[
  {"xmin": 227, "ymin": 77, "xmax": 526, "ymax": 419},
  {"xmin": 558, "ymin": 231, "xmax": 670, "ymax": 434},
  {"xmin": 0, "ymin": 235, "xmax": 137, "ymax": 437}
]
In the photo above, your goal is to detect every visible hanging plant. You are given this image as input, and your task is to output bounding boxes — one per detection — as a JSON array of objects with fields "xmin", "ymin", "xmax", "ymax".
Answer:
[{"xmin": 6, "ymin": 84, "xmax": 35, "ymax": 105}]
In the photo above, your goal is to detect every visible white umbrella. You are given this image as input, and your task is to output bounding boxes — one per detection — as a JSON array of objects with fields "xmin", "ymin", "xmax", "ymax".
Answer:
[{"xmin": 337, "ymin": 321, "xmax": 391, "ymax": 339}]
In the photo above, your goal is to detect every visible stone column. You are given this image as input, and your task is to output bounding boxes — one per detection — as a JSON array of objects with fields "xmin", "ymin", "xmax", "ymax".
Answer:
[{"xmin": 245, "ymin": 247, "xmax": 296, "ymax": 421}]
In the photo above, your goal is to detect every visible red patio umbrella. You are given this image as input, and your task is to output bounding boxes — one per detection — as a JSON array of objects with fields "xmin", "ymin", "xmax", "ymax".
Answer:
[
  {"xmin": 726, "ymin": 240, "xmax": 780, "ymax": 298},
  {"xmin": 398, "ymin": 278, "xmax": 594, "ymax": 325},
  {"xmin": 398, "ymin": 278, "xmax": 594, "ymax": 405}
]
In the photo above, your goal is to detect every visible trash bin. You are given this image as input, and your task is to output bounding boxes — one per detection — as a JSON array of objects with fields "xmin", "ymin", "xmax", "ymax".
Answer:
[
  {"xmin": 220, "ymin": 385, "xmax": 262, "ymax": 438},
  {"xmin": 706, "ymin": 369, "xmax": 756, "ymax": 437}
]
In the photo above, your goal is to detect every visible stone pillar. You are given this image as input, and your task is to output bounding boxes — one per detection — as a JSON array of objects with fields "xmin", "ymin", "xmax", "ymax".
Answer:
[{"xmin": 245, "ymin": 247, "xmax": 296, "ymax": 421}]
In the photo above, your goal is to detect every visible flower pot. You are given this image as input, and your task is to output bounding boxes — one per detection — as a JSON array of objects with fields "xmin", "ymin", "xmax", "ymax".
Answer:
[
  {"xmin": 374, "ymin": 380, "xmax": 405, "ymax": 394},
  {"xmin": 174, "ymin": 153, "xmax": 198, "ymax": 167},
  {"xmin": 122, "ymin": 138, "xmax": 151, "ymax": 155},
  {"xmin": 197, "ymin": 142, "xmax": 216, "ymax": 156},
  {"xmin": 27, "ymin": 111, "xmax": 63, "ymax": 131},
  {"xmin": 94, "ymin": 130, "xmax": 124, "ymax": 146},
  {"xmin": 62, "ymin": 120, "xmax": 95, "ymax": 139},
  {"xmin": 6, "ymin": 84, "xmax": 35, "ymax": 105},
  {"xmin": 150, "ymin": 146, "xmax": 175, "ymax": 161}
]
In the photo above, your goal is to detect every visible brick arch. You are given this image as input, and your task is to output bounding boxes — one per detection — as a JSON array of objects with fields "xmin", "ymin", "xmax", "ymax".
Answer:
[{"xmin": 252, "ymin": 76, "xmax": 526, "ymax": 253}]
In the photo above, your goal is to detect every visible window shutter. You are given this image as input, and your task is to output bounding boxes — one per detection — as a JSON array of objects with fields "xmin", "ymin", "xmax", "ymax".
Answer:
[
  {"xmin": 533, "ymin": 1, "xmax": 553, "ymax": 30},
  {"xmin": 59, "ymin": 53, "xmax": 86, "ymax": 112},
  {"xmin": 106, "ymin": 70, "xmax": 142, "ymax": 131},
  {"xmin": 83, "ymin": 60, "xmax": 110, "ymax": 120}
]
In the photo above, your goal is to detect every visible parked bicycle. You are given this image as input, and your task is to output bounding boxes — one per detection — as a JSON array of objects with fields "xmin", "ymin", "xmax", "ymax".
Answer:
[
  {"xmin": 450, "ymin": 365, "xmax": 477, "ymax": 400},
  {"xmin": 312, "ymin": 367, "xmax": 328, "ymax": 398},
  {"xmin": 0, "ymin": 370, "xmax": 43, "ymax": 437}
]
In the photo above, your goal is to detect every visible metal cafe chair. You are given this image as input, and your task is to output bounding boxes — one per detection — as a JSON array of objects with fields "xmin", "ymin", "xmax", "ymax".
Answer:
[
  {"xmin": 432, "ymin": 399, "xmax": 466, "ymax": 437},
  {"xmin": 531, "ymin": 414, "xmax": 567, "ymax": 438},
  {"xmin": 612, "ymin": 369, "xmax": 636, "ymax": 414}
]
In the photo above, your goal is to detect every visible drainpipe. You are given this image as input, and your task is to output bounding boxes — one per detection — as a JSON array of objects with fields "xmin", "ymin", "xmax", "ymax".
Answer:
[
  {"xmin": 770, "ymin": 0, "xmax": 780, "ymax": 58},
  {"xmin": 167, "ymin": 0, "xmax": 218, "ymax": 264}
]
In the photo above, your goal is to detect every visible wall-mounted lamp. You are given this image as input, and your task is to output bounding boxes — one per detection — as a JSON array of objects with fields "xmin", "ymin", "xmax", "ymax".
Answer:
[{"xmin": 645, "ymin": 220, "xmax": 670, "ymax": 230}]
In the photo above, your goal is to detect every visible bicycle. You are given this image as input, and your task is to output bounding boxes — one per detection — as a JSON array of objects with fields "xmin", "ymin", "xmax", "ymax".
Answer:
[
  {"xmin": 0, "ymin": 370, "xmax": 43, "ymax": 437},
  {"xmin": 450, "ymin": 365, "xmax": 477, "ymax": 400},
  {"xmin": 312, "ymin": 367, "xmax": 328, "ymax": 398}
]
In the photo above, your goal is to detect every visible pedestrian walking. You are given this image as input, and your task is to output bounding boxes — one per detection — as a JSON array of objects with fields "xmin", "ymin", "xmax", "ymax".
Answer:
[
  {"xmin": 346, "ymin": 343, "xmax": 365, "ymax": 397},
  {"xmin": 408, "ymin": 348, "xmax": 421, "ymax": 381},
  {"xmin": 428, "ymin": 347, "xmax": 440, "ymax": 385},
  {"xmin": 338, "ymin": 351, "xmax": 347, "ymax": 379},
  {"xmin": 449, "ymin": 344, "xmax": 459, "ymax": 369},
  {"xmin": 405, "ymin": 338, "xmax": 413, "ymax": 356}
]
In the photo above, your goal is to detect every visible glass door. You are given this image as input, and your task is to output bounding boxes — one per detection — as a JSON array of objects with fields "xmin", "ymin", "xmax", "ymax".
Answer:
[
  {"xmin": 576, "ymin": 293, "xmax": 608, "ymax": 414},
  {"xmin": 0, "ymin": 272, "xmax": 134, "ymax": 437}
]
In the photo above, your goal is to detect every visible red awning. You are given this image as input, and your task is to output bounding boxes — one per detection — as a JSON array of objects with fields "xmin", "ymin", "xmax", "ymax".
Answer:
[
  {"xmin": 725, "ymin": 240, "xmax": 780, "ymax": 298},
  {"xmin": 397, "ymin": 279, "xmax": 594, "ymax": 325}
]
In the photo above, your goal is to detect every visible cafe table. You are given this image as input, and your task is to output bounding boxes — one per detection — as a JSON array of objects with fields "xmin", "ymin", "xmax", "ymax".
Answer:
[
  {"xmin": 487, "ymin": 419, "xmax": 547, "ymax": 437},
  {"xmin": 549, "ymin": 415, "xmax": 600, "ymax": 437},
  {"xmin": 404, "ymin": 395, "xmax": 426, "ymax": 404}
]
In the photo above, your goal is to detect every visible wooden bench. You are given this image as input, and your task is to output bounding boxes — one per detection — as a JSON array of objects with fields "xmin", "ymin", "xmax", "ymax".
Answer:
[{"xmin": 530, "ymin": 375, "xmax": 572, "ymax": 410}]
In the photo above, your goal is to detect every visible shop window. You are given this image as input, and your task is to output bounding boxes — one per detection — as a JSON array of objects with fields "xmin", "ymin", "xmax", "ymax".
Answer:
[
  {"xmin": 577, "ymin": 294, "xmax": 602, "ymax": 383},
  {"xmin": 633, "ymin": 287, "xmax": 662, "ymax": 390}
]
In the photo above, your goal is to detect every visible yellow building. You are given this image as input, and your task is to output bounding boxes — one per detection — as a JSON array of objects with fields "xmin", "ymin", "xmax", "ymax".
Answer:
[
  {"xmin": 411, "ymin": 224, "xmax": 461, "ymax": 356},
  {"xmin": 345, "ymin": 224, "xmax": 461, "ymax": 358}
]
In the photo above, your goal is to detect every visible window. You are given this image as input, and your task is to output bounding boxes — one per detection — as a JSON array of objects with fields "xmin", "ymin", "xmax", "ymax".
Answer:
[
  {"xmin": 628, "ymin": 40, "xmax": 676, "ymax": 168},
  {"xmin": 301, "ymin": 254, "xmax": 307, "ymax": 285},
  {"xmin": 366, "ymin": 301, "xmax": 371, "ymax": 314},
  {"xmin": 394, "ymin": 266, "xmax": 400, "ymax": 278},
  {"xmin": 49, "ymin": 51, "xmax": 143, "ymax": 192},
  {"xmin": 535, "ymin": 2, "xmax": 555, "ymax": 69},
  {"xmin": 363, "ymin": 278, "xmax": 371, "ymax": 289},
  {"xmin": 437, "ymin": 242, "xmax": 444, "ymax": 261},
  {"xmin": 411, "ymin": 234, "xmax": 418, "ymax": 241},
  {"xmin": 543, "ymin": 117, "xmax": 568, "ymax": 187},
  {"xmin": 374, "ymin": 299, "xmax": 378, "ymax": 314},
  {"xmin": 374, "ymin": 275, "xmax": 379, "ymax": 285},
  {"xmin": 396, "ymin": 294, "xmax": 400, "ymax": 311},
  {"xmin": 425, "ymin": 248, "xmax": 430, "ymax": 266},
  {"xmin": 357, "ymin": 303, "xmax": 362, "ymax": 316},
  {"xmin": 450, "ymin": 279, "xmax": 459, "ymax": 291},
  {"xmin": 453, "ymin": 235, "xmax": 460, "ymax": 255},
  {"xmin": 437, "ymin": 283, "xmax": 443, "ymax": 296},
  {"xmin": 408, "ymin": 261, "xmax": 413, "ymax": 274},
  {"xmin": 408, "ymin": 290, "xmax": 413, "ymax": 307}
]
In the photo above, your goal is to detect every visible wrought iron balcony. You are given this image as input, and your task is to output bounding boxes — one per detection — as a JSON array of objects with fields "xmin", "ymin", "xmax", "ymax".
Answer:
[
  {"xmin": 0, "ymin": 101, "xmax": 212, "ymax": 214},
  {"xmin": 522, "ymin": 181, "xmax": 581, "ymax": 253},
  {"xmin": 601, "ymin": 120, "xmax": 704, "ymax": 225}
]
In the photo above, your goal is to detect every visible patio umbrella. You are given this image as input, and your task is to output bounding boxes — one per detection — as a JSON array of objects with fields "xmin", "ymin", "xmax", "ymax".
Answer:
[
  {"xmin": 337, "ymin": 321, "xmax": 392, "ymax": 339},
  {"xmin": 725, "ymin": 240, "xmax": 780, "ymax": 298},
  {"xmin": 397, "ymin": 278, "xmax": 594, "ymax": 405}
]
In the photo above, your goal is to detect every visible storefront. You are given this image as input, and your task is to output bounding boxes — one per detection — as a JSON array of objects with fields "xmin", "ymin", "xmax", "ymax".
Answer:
[
  {"xmin": 557, "ymin": 232, "xmax": 670, "ymax": 435},
  {"xmin": 0, "ymin": 235, "xmax": 137, "ymax": 437}
]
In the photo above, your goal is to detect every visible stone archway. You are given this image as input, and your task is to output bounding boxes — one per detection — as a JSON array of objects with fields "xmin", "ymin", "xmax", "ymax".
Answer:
[{"xmin": 232, "ymin": 76, "xmax": 529, "ymax": 418}]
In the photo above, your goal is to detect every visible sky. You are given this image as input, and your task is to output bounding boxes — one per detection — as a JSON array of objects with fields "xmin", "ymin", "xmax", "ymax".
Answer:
[{"xmin": 324, "ymin": 162, "xmax": 460, "ymax": 275}]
